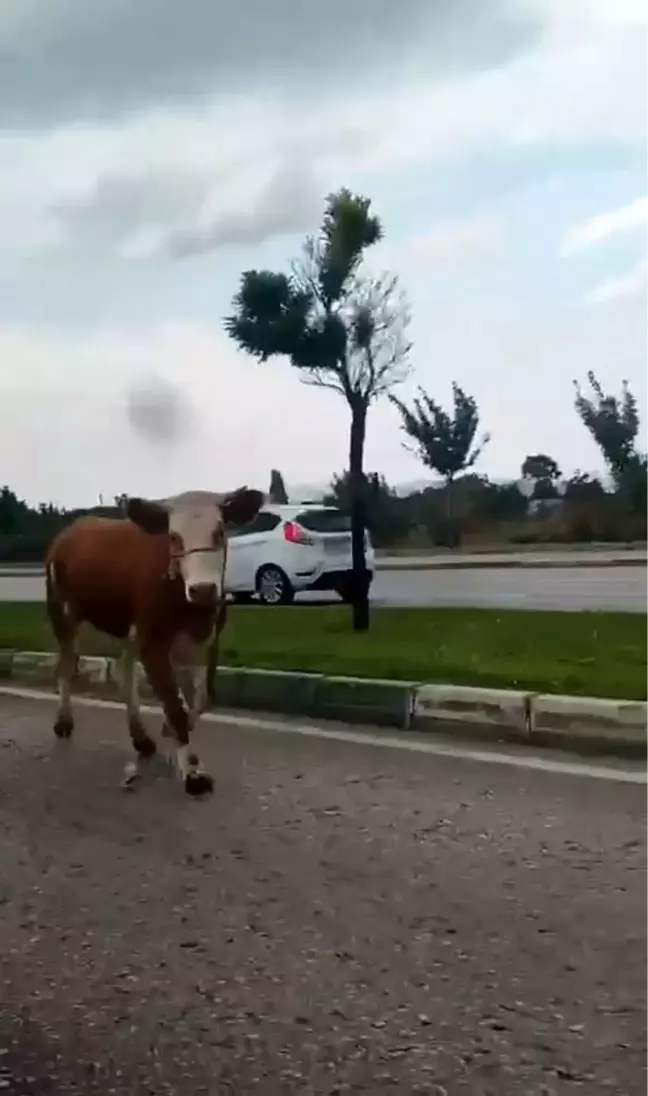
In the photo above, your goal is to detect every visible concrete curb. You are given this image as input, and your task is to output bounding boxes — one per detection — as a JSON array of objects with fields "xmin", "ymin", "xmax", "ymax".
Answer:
[
  {"xmin": 0, "ymin": 653, "xmax": 417, "ymax": 731},
  {"xmin": 0, "ymin": 650, "xmax": 645, "ymax": 759}
]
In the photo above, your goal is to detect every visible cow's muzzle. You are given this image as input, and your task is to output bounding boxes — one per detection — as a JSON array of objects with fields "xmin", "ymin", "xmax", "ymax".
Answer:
[{"xmin": 187, "ymin": 582, "xmax": 218, "ymax": 606}]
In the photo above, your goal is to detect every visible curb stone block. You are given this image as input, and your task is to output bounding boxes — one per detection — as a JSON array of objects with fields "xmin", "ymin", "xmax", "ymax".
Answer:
[
  {"xmin": 212, "ymin": 668, "xmax": 323, "ymax": 716},
  {"xmin": 76, "ymin": 656, "xmax": 111, "ymax": 686},
  {"xmin": 413, "ymin": 684, "xmax": 531, "ymax": 734},
  {"xmin": 0, "ymin": 650, "xmax": 14, "ymax": 680},
  {"xmin": 108, "ymin": 659, "xmax": 148, "ymax": 697},
  {"xmin": 1, "ymin": 648, "xmax": 646, "ymax": 758},
  {"xmin": 532, "ymin": 694, "xmax": 647, "ymax": 744},
  {"xmin": 12, "ymin": 650, "xmax": 57, "ymax": 683},
  {"xmin": 312, "ymin": 675, "xmax": 416, "ymax": 729}
]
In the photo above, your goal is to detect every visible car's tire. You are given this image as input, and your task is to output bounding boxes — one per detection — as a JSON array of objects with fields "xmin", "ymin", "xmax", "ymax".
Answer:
[
  {"xmin": 231, "ymin": 592, "xmax": 254, "ymax": 604},
  {"xmin": 334, "ymin": 578, "xmax": 353, "ymax": 604},
  {"xmin": 256, "ymin": 565, "xmax": 295, "ymax": 606},
  {"xmin": 335, "ymin": 572, "xmax": 373, "ymax": 604}
]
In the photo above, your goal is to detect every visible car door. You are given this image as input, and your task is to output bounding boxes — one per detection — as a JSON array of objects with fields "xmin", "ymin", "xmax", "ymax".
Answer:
[
  {"xmin": 225, "ymin": 512, "xmax": 280, "ymax": 592},
  {"xmin": 224, "ymin": 525, "xmax": 245, "ymax": 592}
]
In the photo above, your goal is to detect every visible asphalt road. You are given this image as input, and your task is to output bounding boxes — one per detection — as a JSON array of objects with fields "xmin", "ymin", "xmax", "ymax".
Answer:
[
  {"xmin": 0, "ymin": 692, "xmax": 645, "ymax": 1094},
  {"xmin": 0, "ymin": 565, "xmax": 644, "ymax": 612}
]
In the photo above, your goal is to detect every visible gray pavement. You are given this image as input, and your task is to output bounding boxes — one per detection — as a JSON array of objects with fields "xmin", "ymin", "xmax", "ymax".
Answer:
[
  {"xmin": 378, "ymin": 548, "xmax": 647, "ymax": 569},
  {"xmin": 1, "ymin": 565, "xmax": 645, "ymax": 611},
  {"xmin": 0, "ymin": 692, "xmax": 645, "ymax": 1094},
  {"xmin": 2, "ymin": 546, "xmax": 646, "ymax": 576}
]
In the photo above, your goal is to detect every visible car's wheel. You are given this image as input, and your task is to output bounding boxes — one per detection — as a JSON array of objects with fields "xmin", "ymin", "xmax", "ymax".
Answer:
[
  {"xmin": 335, "ymin": 578, "xmax": 353, "ymax": 604},
  {"xmin": 335, "ymin": 573, "xmax": 373, "ymax": 604},
  {"xmin": 256, "ymin": 565, "xmax": 295, "ymax": 606},
  {"xmin": 231, "ymin": 592, "xmax": 254, "ymax": 604}
]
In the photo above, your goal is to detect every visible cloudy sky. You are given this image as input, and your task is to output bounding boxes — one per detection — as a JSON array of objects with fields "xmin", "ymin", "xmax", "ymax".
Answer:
[{"xmin": 1, "ymin": 0, "xmax": 646, "ymax": 505}]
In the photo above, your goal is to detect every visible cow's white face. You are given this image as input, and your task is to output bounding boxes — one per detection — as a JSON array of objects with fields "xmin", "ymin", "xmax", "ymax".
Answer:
[
  {"xmin": 126, "ymin": 487, "xmax": 264, "ymax": 607},
  {"xmin": 167, "ymin": 493, "xmax": 227, "ymax": 605}
]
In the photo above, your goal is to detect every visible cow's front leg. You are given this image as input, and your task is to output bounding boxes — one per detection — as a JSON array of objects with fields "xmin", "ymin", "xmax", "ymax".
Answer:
[
  {"xmin": 121, "ymin": 638, "xmax": 157, "ymax": 790},
  {"xmin": 162, "ymin": 633, "xmax": 211, "ymax": 737},
  {"xmin": 140, "ymin": 644, "xmax": 213, "ymax": 797},
  {"xmin": 184, "ymin": 664, "xmax": 210, "ymax": 730}
]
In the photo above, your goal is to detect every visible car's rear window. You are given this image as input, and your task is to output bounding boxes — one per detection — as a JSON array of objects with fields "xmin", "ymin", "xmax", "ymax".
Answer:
[
  {"xmin": 228, "ymin": 512, "xmax": 281, "ymax": 537},
  {"xmin": 296, "ymin": 509, "xmax": 350, "ymax": 533}
]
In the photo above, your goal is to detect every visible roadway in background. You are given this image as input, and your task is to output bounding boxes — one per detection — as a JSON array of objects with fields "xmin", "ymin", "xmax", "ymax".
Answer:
[{"xmin": 0, "ymin": 563, "xmax": 644, "ymax": 611}]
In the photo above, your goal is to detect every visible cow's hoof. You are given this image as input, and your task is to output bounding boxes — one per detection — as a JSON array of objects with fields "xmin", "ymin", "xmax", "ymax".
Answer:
[
  {"xmin": 121, "ymin": 761, "xmax": 141, "ymax": 791},
  {"xmin": 184, "ymin": 770, "xmax": 214, "ymax": 798},
  {"xmin": 53, "ymin": 716, "xmax": 74, "ymax": 740}
]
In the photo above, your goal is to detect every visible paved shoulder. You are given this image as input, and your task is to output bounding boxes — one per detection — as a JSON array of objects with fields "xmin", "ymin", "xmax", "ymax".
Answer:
[{"xmin": 0, "ymin": 694, "xmax": 645, "ymax": 1094}]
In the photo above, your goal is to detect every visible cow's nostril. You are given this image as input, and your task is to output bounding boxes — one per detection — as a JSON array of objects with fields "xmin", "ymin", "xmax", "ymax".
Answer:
[{"xmin": 188, "ymin": 582, "xmax": 217, "ymax": 604}]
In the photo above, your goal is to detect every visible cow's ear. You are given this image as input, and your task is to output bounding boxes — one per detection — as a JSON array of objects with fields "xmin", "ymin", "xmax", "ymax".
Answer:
[
  {"xmin": 221, "ymin": 488, "xmax": 264, "ymax": 527},
  {"xmin": 125, "ymin": 497, "xmax": 169, "ymax": 535}
]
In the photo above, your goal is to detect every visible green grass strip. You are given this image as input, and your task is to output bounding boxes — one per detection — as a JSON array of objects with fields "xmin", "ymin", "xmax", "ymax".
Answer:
[{"xmin": 0, "ymin": 602, "xmax": 645, "ymax": 701}]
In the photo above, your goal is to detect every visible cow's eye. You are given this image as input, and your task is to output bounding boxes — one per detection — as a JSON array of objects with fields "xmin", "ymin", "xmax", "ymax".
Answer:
[
  {"xmin": 212, "ymin": 526, "xmax": 224, "ymax": 547},
  {"xmin": 170, "ymin": 532, "xmax": 184, "ymax": 555}
]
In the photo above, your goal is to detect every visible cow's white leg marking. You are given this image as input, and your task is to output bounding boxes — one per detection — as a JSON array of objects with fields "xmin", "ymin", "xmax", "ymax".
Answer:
[
  {"xmin": 121, "ymin": 628, "xmax": 157, "ymax": 790},
  {"xmin": 169, "ymin": 637, "xmax": 214, "ymax": 796},
  {"xmin": 123, "ymin": 631, "xmax": 140, "ymax": 722},
  {"xmin": 176, "ymin": 743, "xmax": 193, "ymax": 780},
  {"xmin": 140, "ymin": 633, "xmax": 214, "ymax": 797},
  {"xmin": 53, "ymin": 602, "xmax": 77, "ymax": 740},
  {"xmin": 188, "ymin": 664, "xmax": 209, "ymax": 730},
  {"xmin": 175, "ymin": 742, "xmax": 213, "ymax": 797}
]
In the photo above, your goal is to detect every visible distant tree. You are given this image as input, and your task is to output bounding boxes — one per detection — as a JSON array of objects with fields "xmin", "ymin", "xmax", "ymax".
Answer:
[
  {"xmin": 521, "ymin": 453, "xmax": 562, "ymax": 499},
  {"xmin": 390, "ymin": 383, "xmax": 489, "ymax": 545},
  {"xmin": 573, "ymin": 372, "xmax": 641, "ymax": 483},
  {"xmin": 268, "ymin": 469, "xmax": 289, "ymax": 504},
  {"xmin": 559, "ymin": 473, "xmax": 610, "ymax": 542},
  {"xmin": 226, "ymin": 188, "xmax": 411, "ymax": 630},
  {"xmin": 0, "ymin": 486, "xmax": 27, "ymax": 535},
  {"xmin": 617, "ymin": 453, "xmax": 647, "ymax": 521},
  {"xmin": 479, "ymin": 480, "xmax": 528, "ymax": 523},
  {"xmin": 563, "ymin": 472, "xmax": 606, "ymax": 505}
]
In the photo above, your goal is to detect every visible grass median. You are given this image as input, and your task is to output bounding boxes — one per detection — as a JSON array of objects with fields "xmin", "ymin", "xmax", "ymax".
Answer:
[{"xmin": 0, "ymin": 601, "xmax": 645, "ymax": 701}]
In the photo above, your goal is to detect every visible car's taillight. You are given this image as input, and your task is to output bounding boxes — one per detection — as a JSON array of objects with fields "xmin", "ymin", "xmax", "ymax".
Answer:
[{"xmin": 283, "ymin": 520, "xmax": 313, "ymax": 545}]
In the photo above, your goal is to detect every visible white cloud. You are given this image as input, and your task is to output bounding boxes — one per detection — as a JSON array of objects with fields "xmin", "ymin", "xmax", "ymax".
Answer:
[
  {"xmin": 407, "ymin": 214, "xmax": 506, "ymax": 266},
  {"xmin": 0, "ymin": 0, "xmax": 644, "ymax": 263},
  {"xmin": 0, "ymin": 321, "xmax": 417, "ymax": 505},
  {"xmin": 0, "ymin": 0, "xmax": 644, "ymax": 261},
  {"xmin": 0, "ymin": 0, "xmax": 646, "ymax": 506},
  {"xmin": 1, "ymin": 0, "xmax": 520, "ymax": 129},
  {"xmin": 518, "ymin": 0, "xmax": 647, "ymax": 29},
  {"xmin": 1, "ymin": 273, "xmax": 645, "ymax": 506},
  {"xmin": 368, "ymin": 213, "xmax": 507, "ymax": 284},
  {"xmin": 585, "ymin": 256, "xmax": 648, "ymax": 304},
  {"xmin": 0, "ymin": 98, "xmax": 376, "ymax": 258},
  {"xmin": 562, "ymin": 196, "xmax": 648, "ymax": 254}
]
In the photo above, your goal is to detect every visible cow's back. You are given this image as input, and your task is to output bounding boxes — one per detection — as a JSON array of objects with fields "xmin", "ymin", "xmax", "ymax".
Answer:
[{"xmin": 46, "ymin": 517, "xmax": 165, "ymax": 639}]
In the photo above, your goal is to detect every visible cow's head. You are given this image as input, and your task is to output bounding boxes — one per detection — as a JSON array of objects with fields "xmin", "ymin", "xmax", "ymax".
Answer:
[{"xmin": 125, "ymin": 488, "xmax": 264, "ymax": 606}]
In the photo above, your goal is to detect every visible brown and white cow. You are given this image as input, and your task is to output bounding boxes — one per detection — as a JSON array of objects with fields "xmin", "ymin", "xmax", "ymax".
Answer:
[{"xmin": 45, "ymin": 488, "xmax": 264, "ymax": 795}]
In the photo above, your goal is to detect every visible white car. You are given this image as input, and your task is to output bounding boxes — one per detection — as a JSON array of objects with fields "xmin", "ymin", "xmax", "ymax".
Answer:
[{"xmin": 225, "ymin": 503, "xmax": 375, "ymax": 605}]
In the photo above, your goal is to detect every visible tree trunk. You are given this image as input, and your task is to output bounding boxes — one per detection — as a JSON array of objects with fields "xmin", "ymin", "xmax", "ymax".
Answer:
[
  {"xmin": 348, "ymin": 398, "xmax": 370, "ymax": 632},
  {"xmin": 445, "ymin": 475, "xmax": 459, "ymax": 548}
]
